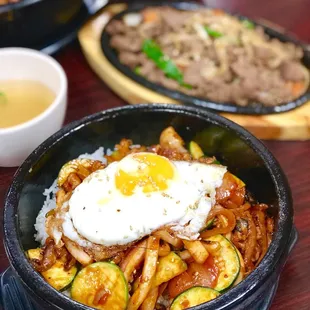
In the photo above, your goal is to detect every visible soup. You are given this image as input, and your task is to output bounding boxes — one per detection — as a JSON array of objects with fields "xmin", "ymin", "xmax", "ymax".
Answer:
[{"xmin": 0, "ymin": 80, "xmax": 55, "ymax": 129}]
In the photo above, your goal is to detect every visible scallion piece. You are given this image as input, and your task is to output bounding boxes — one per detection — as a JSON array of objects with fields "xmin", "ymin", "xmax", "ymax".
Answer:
[
  {"xmin": 181, "ymin": 83, "xmax": 193, "ymax": 89},
  {"xmin": 142, "ymin": 39, "xmax": 191, "ymax": 88},
  {"xmin": 0, "ymin": 92, "xmax": 7, "ymax": 104},
  {"xmin": 204, "ymin": 26, "xmax": 223, "ymax": 38},
  {"xmin": 134, "ymin": 66, "xmax": 142, "ymax": 75},
  {"xmin": 242, "ymin": 19, "xmax": 255, "ymax": 29}
]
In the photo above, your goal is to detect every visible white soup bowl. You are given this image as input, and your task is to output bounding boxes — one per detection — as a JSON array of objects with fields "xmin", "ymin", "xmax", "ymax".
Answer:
[{"xmin": 0, "ymin": 48, "xmax": 67, "ymax": 167}]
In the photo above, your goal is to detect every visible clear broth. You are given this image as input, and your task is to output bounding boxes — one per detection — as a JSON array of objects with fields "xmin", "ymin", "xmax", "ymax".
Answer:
[{"xmin": 0, "ymin": 80, "xmax": 56, "ymax": 129}]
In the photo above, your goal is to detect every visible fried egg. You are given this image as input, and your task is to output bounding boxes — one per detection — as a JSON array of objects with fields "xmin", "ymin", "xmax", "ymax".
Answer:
[{"xmin": 65, "ymin": 152, "xmax": 227, "ymax": 246}]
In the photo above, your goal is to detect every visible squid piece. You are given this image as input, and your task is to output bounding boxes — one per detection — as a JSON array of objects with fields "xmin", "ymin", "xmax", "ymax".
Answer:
[
  {"xmin": 127, "ymin": 236, "xmax": 160, "ymax": 310},
  {"xmin": 159, "ymin": 126, "xmax": 188, "ymax": 153},
  {"xmin": 62, "ymin": 237, "xmax": 93, "ymax": 266},
  {"xmin": 57, "ymin": 158, "xmax": 105, "ymax": 187}
]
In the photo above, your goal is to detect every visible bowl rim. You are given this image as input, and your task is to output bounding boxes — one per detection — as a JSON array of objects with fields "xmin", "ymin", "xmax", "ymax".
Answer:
[
  {"xmin": 3, "ymin": 104, "xmax": 293, "ymax": 309},
  {"xmin": 0, "ymin": 47, "xmax": 67, "ymax": 134},
  {"xmin": 101, "ymin": 0, "xmax": 310, "ymax": 115}
]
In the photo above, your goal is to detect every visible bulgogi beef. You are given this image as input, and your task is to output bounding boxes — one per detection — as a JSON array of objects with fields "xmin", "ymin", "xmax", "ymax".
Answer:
[{"xmin": 106, "ymin": 6, "xmax": 309, "ymax": 107}]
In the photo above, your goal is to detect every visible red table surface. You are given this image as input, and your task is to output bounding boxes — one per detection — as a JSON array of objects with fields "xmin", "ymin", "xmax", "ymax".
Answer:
[{"xmin": 1, "ymin": 1, "xmax": 310, "ymax": 309}]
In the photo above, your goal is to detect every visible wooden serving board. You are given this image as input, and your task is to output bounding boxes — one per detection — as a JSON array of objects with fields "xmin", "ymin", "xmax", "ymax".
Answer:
[{"xmin": 78, "ymin": 3, "xmax": 310, "ymax": 141}]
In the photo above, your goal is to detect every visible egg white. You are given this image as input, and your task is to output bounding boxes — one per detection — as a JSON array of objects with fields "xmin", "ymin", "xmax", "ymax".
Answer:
[{"xmin": 63, "ymin": 155, "xmax": 227, "ymax": 246}]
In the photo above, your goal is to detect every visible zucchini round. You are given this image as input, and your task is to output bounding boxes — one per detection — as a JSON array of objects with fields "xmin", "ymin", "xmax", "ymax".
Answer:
[
  {"xmin": 205, "ymin": 235, "xmax": 240, "ymax": 291},
  {"xmin": 200, "ymin": 218, "xmax": 215, "ymax": 232},
  {"xmin": 170, "ymin": 286, "xmax": 220, "ymax": 310},
  {"xmin": 71, "ymin": 262, "xmax": 128, "ymax": 310},
  {"xmin": 189, "ymin": 141, "xmax": 204, "ymax": 159},
  {"xmin": 27, "ymin": 248, "xmax": 77, "ymax": 291},
  {"xmin": 233, "ymin": 248, "xmax": 245, "ymax": 287},
  {"xmin": 153, "ymin": 252, "xmax": 187, "ymax": 287}
]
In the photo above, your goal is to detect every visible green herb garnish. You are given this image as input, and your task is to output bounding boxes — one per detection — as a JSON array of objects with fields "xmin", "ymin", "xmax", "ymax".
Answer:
[
  {"xmin": 142, "ymin": 39, "xmax": 163, "ymax": 61},
  {"xmin": 134, "ymin": 66, "xmax": 142, "ymax": 75},
  {"xmin": 181, "ymin": 83, "xmax": 193, "ymax": 89},
  {"xmin": 242, "ymin": 19, "xmax": 255, "ymax": 29},
  {"xmin": 204, "ymin": 26, "xmax": 223, "ymax": 38},
  {"xmin": 0, "ymin": 92, "xmax": 7, "ymax": 104},
  {"xmin": 213, "ymin": 159, "xmax": 221, "ymax": 165},
  {"xmin": 142, "ymin": 39, "xmax": 191, "ymax": 88}
]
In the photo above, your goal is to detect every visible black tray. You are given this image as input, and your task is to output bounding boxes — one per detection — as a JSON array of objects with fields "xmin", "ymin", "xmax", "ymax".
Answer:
[
  {"xmin": 1, "ymin": 0, "xmax": 106, "ymax": 55},
  {"xmin": 37, "ymin": 1, "xmax": 90, "ymax": 55},
  {"xmin": 101, "ymin": 1, "xmax": 310, "ymax": 115}
]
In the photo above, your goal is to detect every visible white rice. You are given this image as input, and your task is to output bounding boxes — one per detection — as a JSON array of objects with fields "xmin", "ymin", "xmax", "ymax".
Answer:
[
  {"xmin": 34, "ymin": 147, "xmax": 109, "ymax": 245},
  {"xmin": 77, "ymin": 146, "xmax": 106, "ymax": 162},
  {"xmin": 34, "ymin": 179, "xmax": 58, "ymax": 245}
]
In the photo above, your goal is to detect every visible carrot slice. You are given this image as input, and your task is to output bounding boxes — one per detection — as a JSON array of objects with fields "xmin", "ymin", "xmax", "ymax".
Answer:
[
  {"xmin": 213, "ymin": 8, "xmax": 225, "ymax": 16},
  {"xmin": 290, "ymin": 81, "xmax": 305, "ymax": 97},
  {"xmin": 142, "ymin": 9, "xmax": 160, "ymax": 23}
]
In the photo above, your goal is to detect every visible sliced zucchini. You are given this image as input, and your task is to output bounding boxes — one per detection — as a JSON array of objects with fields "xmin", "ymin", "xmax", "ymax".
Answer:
[
  {"xmin": 206, "ymin": 218, "xmax": 214, "ymax": 229},
  {"xmin": 153, "ymin": 252, "xmax": 187, "ymax": 287},
  {"xmin": 189, "ymin": 141, "xmax": 220, "ymax": 164},
  {"xmin": 231, "ymin": 174, "xmax": 245, "ymax": 188},
  {"xmin": 27, "ymin": 248, "xmax": 77, "ymax": 291},
  {"xmin": 189, "ymin": 141, "xmax": 204, "ymax": 159},
  {"xmin": 233, "ymin": 248, "xmax": 245, "ymax": 287},
  {"xmin": 200, "ymin": 218, "xmax": 215, "ymax": 232},
  {"xmin": 71, "ymin": 262, "xmax": 128, "ymax": 310},
  {"xmin": 205, "ymin": 235, "xmax": 240, "ymax": 291},
  {"xmin": 170, "ymin": 286, "xmax": 220, "ymax": 309}
]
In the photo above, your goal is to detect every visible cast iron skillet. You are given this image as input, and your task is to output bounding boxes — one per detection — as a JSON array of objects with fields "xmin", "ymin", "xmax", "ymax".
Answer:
[
  {"xmin": 101, "ymin": 1, "xmax": 310, "ymax": 115},
  {"xmin": 4, "ymin": 104, "xmax": 296, "ymax": 309}
]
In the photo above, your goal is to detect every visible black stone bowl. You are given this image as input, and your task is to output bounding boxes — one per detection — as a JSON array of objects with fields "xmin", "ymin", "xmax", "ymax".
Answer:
[
  {"xmin": 101, "ymin": 1, "xmax": 310, "ymax": 115},
  {"xmin": 3, "ymin": 104, "xmax": 297, "ymax": 309}
]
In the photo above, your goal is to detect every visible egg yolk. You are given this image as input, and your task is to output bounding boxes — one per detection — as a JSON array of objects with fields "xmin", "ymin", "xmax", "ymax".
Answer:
[{"xmin": 115, "ymin": 153, "xmax": 175, "ymax": 196}]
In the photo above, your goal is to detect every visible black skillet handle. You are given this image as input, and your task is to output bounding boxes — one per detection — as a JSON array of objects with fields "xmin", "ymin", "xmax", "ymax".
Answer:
[{"xmin": 0, "ymin": 267, "xmax": 38, "ymax": 310}]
